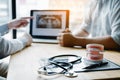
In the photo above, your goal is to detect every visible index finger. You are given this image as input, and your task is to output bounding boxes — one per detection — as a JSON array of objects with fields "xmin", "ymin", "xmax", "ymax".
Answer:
[
  {"xmin": 61, "ymin": 28, "xmax": 71, "ymax": 33},
  {"xmin": 21, "ymin": 16, "xmax": 34, "ymax": 20},
  {"xmin": 65, "ymin": 28, "xmax": 71, "ymax": 32}
]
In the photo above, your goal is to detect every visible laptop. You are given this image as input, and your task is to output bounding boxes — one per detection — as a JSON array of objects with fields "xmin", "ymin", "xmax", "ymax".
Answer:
[{"xmin": 30, "ymin": 10, "xmax": 69, "ymax": 43}]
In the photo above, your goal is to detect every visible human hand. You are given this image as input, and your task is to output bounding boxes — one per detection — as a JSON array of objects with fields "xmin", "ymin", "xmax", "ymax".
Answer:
[
  {"xmin": 18, "ymin": 33, "xmax": 33, "ymax": 47},
  {"xmin": 8, "ymin": 17, "xmax": 33, "ymax": 29},
  {"xmin": 57, "ymin": 28, "xmax": 76, "ymax": 47}
]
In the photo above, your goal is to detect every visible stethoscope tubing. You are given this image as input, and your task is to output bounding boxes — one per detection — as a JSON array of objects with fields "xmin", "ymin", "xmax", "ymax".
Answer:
[{"xmin": 39, "ymin": 54, "xmax": 82, "ymax": 76}]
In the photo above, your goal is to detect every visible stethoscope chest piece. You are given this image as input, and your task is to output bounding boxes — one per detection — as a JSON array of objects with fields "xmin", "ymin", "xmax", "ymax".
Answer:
[{"xmin": 64, "ymin": 70, "xmax": 78, "ymax": 78}]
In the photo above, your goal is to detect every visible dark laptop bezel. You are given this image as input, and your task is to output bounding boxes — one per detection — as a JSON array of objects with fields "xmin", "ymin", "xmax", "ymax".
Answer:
[{"xmin": 30, "ymin": 10, "xmax": 69, "ymax": 39}]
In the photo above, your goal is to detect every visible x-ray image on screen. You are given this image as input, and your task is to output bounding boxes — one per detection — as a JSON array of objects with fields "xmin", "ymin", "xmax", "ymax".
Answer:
[{"xmin": 36, "ymin": 15, "xmax": 61, "ymax": 29}]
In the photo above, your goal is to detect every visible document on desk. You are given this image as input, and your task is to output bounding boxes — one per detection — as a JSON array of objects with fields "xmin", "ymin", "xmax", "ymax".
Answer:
[{"xmin": 72, "ymin": 59, "xmax": 120, "ymax": 73}]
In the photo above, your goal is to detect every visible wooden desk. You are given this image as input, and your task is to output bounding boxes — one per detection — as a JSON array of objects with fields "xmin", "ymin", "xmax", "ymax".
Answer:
[{"xmin": 7, "ymin": 43, "xmax": 120, "ymax": 80}]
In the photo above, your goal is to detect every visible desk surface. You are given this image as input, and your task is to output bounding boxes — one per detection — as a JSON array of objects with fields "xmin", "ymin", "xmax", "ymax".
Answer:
[{"xmin": 7, "ymin": 43, "xmax": 120, "ymax": 80}]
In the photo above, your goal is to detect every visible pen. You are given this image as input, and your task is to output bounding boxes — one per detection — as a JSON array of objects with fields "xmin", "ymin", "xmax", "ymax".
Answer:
[{"xmin": 83, "ymin": 62, "xmax": 108, "ymax": 69}]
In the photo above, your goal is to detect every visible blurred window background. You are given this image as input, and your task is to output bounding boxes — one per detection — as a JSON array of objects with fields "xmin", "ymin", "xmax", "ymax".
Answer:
[
  {"xmin": 0, "ymin": 0, "xmax": 12, "ymax": 39},
  {"xmin": 0, "ymin": 0, "xmax": 11, "ymax": 24}
]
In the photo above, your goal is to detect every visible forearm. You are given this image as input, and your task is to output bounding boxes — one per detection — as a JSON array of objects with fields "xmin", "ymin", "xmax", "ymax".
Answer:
[
  {"xmin": 0, "ymin": 37, "xmax": 25, "ymax": 59},
  {"xmin": 74, "ymin": 36, "xmax": 120, "ymax": 50}
]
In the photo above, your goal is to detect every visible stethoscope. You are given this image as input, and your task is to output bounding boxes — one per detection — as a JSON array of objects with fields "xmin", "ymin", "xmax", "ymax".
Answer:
[{"xmin": 38, "ymin": 54, "xmax": 81, "ymax": 78}]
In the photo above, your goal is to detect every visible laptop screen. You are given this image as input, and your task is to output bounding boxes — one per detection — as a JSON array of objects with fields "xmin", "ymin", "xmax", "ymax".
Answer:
[{"xmin": 30, "ymin": 10, "xmax": 69, "ymax": 39}]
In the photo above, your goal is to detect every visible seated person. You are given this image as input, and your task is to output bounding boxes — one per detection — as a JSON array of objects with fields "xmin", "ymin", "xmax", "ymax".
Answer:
[
  {"xmin": 0, "ymin": 17, "xmax": 33, "ymax": 79},
  {"xmin": 57, "ymin": 0, "xmax": 120, "ymax": 50}
]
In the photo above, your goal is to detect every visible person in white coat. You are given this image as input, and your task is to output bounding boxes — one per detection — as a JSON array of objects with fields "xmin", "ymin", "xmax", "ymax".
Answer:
[{"xmin": 0, "ymin": 17, "xmax": 33, "ymax": 79}]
